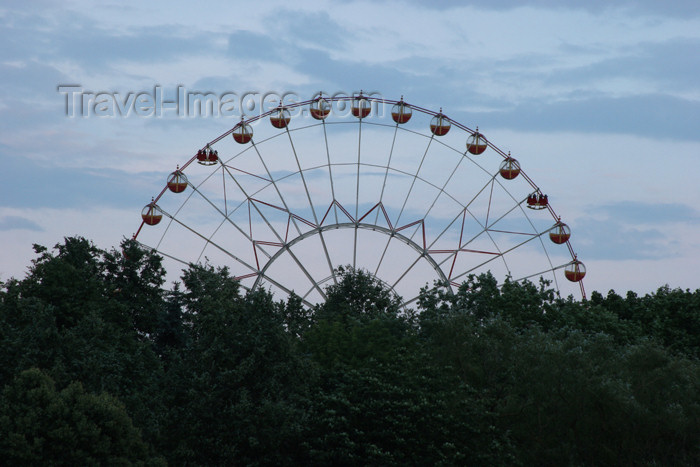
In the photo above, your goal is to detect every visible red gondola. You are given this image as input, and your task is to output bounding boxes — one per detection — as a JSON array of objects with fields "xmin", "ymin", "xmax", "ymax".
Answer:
[
  {"xmin": 270, "ymin": 107, "xmax": 291, "ymax": 129},
  {"xmin": 352, "ymin": 95, "xmax": 371, "ymax": 118},
  {"xmin": 564, "ymin": 260, "xmax": 586, "ymax": 282},
  {"xmin": 499, "ymin": 156, "xmax": 521, "ymax": 180},
  {"xmin": 549, "ymin": 221, "xmax": 571, "ymax": 244},
  {"xmin": 466, "ymin": 130, "xmax": 487, "ymax": 155},
  {"xmin": 141, "ymin": 200, "xmax": 162, "ymax": 226},
  {"xmin": 430, "ymin": 111, "xmax": 450, "ymax": 136},
  {"xmin": 196, "ymin": 145, "xmax": 218, "ymax": 166},
  {"xmin": 526, "ymin": 192, "xmax": 548, "ymax": 210},
  {"xmin": 310, "ymin": 96, "xmax": 331, "ymax": 120},
  {"xmin": 233, "ymin": 120, "xmax": 253, "ymax": 144},
  {"xmin": 167, "ymin": 167, "xmax": 188, "ymax": 193},
  {"xmin": 391, "ymin": 99, "xmax": 412, "ymax": 124}
]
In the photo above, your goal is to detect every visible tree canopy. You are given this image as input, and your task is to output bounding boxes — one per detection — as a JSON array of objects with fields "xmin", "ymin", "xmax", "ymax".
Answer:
[{"xmin": 1, "ymin": 236, "xmax": 699, "ymax": 465}]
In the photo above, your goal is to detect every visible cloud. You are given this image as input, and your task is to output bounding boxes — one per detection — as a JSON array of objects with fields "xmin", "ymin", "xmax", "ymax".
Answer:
[
  {"xmin": 227, "ymin": 30, "xmax": 288, "ymax": 62},
  {"xmin": 577, "ymin": 218, "xmax": 668, "ymax": 260},
  {"xmin": 0, "ymin": 216, "xmax": 43, "ymax": 232},
  {"xmin": 273, "ymin": 9, "xmax": 349, "ymax": 52},
  {"xmin": 574, "ymin": 201, "xmax": 699, "ymax": 260},
  {"xmin": 2, "ymin": 151, "xmax": 157, "ymax": 210},
  {"xmin": 454, "ymin": 94, "xmax": 700, "ymax": 142},
  {"xmin": 595, "ymin": 201, "xmax": 700, "ymax": 225},
  {"xmin": 549, "ymin": 38, "xmax": 700, "ymax": 96},
  {"xmin": 224, "ymin": 9, "xmax": 351, "ymax": 67},
  {"xmin": 6, "ymin": 12, "xmax": 215, "ymax": 68},
  {"xmin": 1, "ymin": 0, "xmax": 698, "ymax": 295},
  {"xmin": 0, "ymin": 206, "xmax": 143, "ymax": 282},
  {"xmin": 0, "ymin": 60, "xmax": 67, "ymax": 97},
  {"xmin": 398, "ymin": 0, "xmax": 700, "ymax": 17}
]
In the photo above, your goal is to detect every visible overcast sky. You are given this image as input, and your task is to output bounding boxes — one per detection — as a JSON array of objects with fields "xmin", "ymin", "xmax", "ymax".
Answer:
[{"xmin": 1, "ymin": 0, "xmax": 699, "ymax": 297}]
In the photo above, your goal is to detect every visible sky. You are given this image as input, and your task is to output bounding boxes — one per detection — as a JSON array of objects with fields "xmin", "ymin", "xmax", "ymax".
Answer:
[{"xmin": 1, "ymin": 0, "xmax": 699, "ymax": 299}]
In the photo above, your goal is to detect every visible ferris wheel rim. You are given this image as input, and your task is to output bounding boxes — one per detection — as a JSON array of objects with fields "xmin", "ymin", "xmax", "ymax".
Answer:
[{"xmin": 134, "ymin": 94, "xmax": 586, "ymax": 300}]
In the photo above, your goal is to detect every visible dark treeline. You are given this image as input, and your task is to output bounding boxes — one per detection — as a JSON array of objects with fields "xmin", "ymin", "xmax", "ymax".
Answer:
[{"xmin": 1, "ymin": 237, "xmax": 699, "ymax": 465}]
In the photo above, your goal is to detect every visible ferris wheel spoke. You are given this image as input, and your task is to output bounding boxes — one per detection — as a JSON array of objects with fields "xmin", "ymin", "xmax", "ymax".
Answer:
[
  {"xmin": 188, "ymin": 193, "xmax": 274, "ymax": 266},
  {"xmin": 159, "ymin": 208, "xmax": 259, "ymax": 275},
  {"xmin": 221, "ymin": 164, "xmax": 228, "ymax": 215},
  {"xmin": 479, "ymin": 194, "xmax": 549, "ymax": 279},
  {"xmin": 496, "ymin": 183, "xmax": 561, "ymax": 293},
  {"xmin": 375, "ymin": 124, "xmax": 400, "ymax": 224},
  {"xmin": 143, "ymin": 237, "xmax": 261, "ymax": 293},
  {"xmin": 191, "ymin": 181, "xmax": 251, "ymax": 244},
  {"xmin": 425, "ymin": 175, "xmax": 495, "ymax": 250},
  {"xmin": 512, "ymin": 262, "xmax": 568, "ymax": 284},
  {"xmin": 395, "ymin": 135, "xmax": 433, "ymax": 226},
  {"xmin": 373, "ymin": 232, "xmax": 393, "ymax": 277},
  {"xmin": 257, "ymin": 271, "xmax": 316, "ymax": 308},
  {"xmin": 318, "ymin": 230, "xmax": 338, "ymax": 285},
  {"xmin": 483, "ymin": 194, "xmax": 529, "ymax": 231},
  {"xmin": 390, "ymin": 250, "xmax": 423, "ymax": 290},
  {"xmin": 355, "ymin": 118, "xmax": 364, "ymax": 219},
  {"xmin": 220, "ymin": 157, "xmax": 304, "ymax": 262},
  {"xmin": 534, "ymin": 232, "xmax": 560, "ymax": 292},
  {"xmin": 418, "ymin": 154, "xmax": 466, "ymax": 229},
  {"xmin": 247, "ymin": 198, "xmax": 290, "ymax": 246},
  {"xmin": 302, "ymin": 283, "xmax": 316, "ymax": 301},
  {"xmin": 485, "ymin": 178, "xmax": 496, "ymax": 227},
  {"xmin": 400, "ymin": 293, "xmax": 421, "ymax": 309},
  {"xmin": 285, "ymin": 127, "xmax": 337, "ymax": 285},
  {"xmin": 302, "ymin": 274, "xmax": 333, "ymax": 301},
  {"xmin": 285, "ymin": 128, "xmax": 319, "ymax": 223},
  {"xmin": 321, "ymin": 120, "xmax": 339, "ymax": 224},
  {"xmin": 350, "ymin": 225, "xmax": 357, "ymax": 269},
  {"xmin": 483, "ymin": 228, "xmax": 509, "ymax": 274},
  {"xmin": 352, "ymin": 118, "xmax": 362, "ymax": 268},
  {"xmin": 250, "ymin": 141, "xmax": 304, "ymax": 237},
  {"xmin": 135, "ymin": 240, "xmax": 190, "ymax": 268},
  {"xmin": 278, "ymin": 244, "xmax": 328, "ymax": 301},
  {"xmin": 449, "ymin": 230, "xmax": 548, "ymax": 283},
  {"xmin": 464, "ymin": 173, "xmax": 550, "ymax": 279},
  {"xmin": 434, "ymin": 205, "xmax": 501, "ymax": 270},
  {"xmin": 434, "ymin": 189, "xmax": 554, "ymax": 281},
  {"xmin": 197, "ymin": 170, "xmax": 273, "ymax": 260},
  {"xmin": 435, "ymin": 213, "xmax": 504, "ymax": 269},
  {"xmin": 469, "ymin": 179, "xmax": 512, "ymax": 273},
  {"xmin": 376, "ymin": 135, "xmax": 433, "ymax": 276},
  {"xmin": 361, "ymin": 161, "xmax": 466, "ymax": 212}
]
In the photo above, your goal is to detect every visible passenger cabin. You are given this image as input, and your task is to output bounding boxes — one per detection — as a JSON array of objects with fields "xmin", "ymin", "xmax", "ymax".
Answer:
[
  {"xmin": 141, "ymin": 201, "xmax": 162, "ymax": 226},
  {"xmin": 499, "ymin": 156, "xmax": 521, "ymax": 180},
  {"xmin": 466, "ymin": 130, "xmax": 487, "ymax": 155},
  {"xmin": 310, "ymin": 97, "xmax": 331, "ymax": 120},
  {"xmin": 564, "ymin": 260, "xmax": 586, "ymax": 282},
  {"xmin": 391, "ymin": 100, "xmax": 412, "ymax": 124},
  {"xmin": 270, "ymin": 107, "xmax": 291, "ymax": 129},
  {"xmin": 233, "ymin": 120, "xmax": 253, "ymax": 144},
  {"xmin": 430, "ymin": 111, "xmax": 451, "ymax": 136},
  {"xmin": 167, "ymin": 167, "xmax": 188, "ymax": 193},
  {"xmin": 197, "ymin": 145, "xmax": 218, "ymax": 166}
]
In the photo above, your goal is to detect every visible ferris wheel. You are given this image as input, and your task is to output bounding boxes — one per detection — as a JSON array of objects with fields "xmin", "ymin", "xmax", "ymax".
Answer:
[{"xmin": 134, "ymin": 93, "xmax": 586, "ymax": 307}]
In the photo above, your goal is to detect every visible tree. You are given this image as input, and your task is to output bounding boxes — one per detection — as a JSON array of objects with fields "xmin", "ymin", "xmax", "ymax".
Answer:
[
  {"xmin": 162, "ymin": 264, "xmax": 313, "ymax": 465},
  {"xmin": 0, "ymin": 368, "xmax": 163, "ymax": 466},
  {"xmin": 416, "ymin": 273, "xmax": 700, "ymax": 466},
  {"xmin": 0, "ymin": 237, "xmax": 166, "ymax": 450},
  {"xmin": 102, "ymin": 238, "xmax": 168, "ymax": 338},
  {"xmin": 4, "ymin": 238, "xmax": 699, "ymax": 465},
  {"xmin": 302, "ymin": 268, "xmax": 516, "ymax": 465}
]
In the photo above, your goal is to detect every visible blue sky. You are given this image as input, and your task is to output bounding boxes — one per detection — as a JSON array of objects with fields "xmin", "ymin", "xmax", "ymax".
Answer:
[{"xmin": 1, "ymin": 0, "xmax": 699, "ymax": 297}]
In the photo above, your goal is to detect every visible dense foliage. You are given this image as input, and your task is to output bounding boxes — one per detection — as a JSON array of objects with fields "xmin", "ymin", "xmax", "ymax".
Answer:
[{"xmin": 1, "ymin": 236, "xmax": 699, "ymax": 465}]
